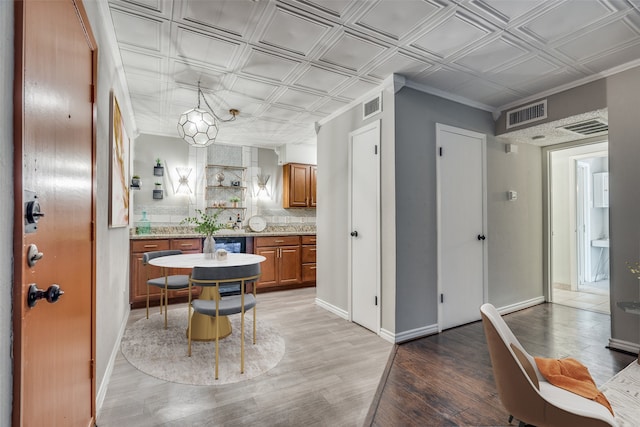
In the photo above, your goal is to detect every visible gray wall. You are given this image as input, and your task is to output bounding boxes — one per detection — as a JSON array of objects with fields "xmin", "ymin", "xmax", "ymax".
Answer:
[
  {"xmin": 394, "ymin": 87, "xmax": 542, "ymax": 331},
  {"xmin": 607, "ymin": 66, "xmax": 640, "ymax": 348},
  {"xmin": 495, "ymin": 79, "xmax": 607, "ymax": 134},
  {"xmin": 1, "ymin": 1, "xmax": 14, "ymax": 424}
]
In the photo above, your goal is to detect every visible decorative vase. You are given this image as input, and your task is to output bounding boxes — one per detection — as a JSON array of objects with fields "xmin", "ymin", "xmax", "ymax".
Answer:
[{"xmin": 203, "ymin": 235, "xmax": 216, "ymax": 259}]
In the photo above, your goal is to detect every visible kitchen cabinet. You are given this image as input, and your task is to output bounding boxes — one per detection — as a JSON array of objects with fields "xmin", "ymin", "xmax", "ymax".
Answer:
[
  {"xmin": 301, "ymin": 235, "xmax": 317, "ymax": 283},
  {"xmin": 283, "ymin": 163, "xmax": 317, "ymax": 208},
  {"xmin": 254, "ymin": 236, "xmax": 301, "ymax": 290},
  {"xmin": 129, "ymin": 237, "xmax": 202, "ymax": 308}
]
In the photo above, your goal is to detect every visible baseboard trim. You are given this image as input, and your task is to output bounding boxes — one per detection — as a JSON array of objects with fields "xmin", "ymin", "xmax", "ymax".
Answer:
[
  {"xmin": 379, "ymin": 328, "xmax": 395, "ymax": 343},
  {"xmin": 95, "ymin": 307, "xmax": 130, "ymax": 414},
  {"xmin": 608, "ymin": 338, "xmax": 640, "ymax": 355},
  {"xmin": 496, "ymin": 296, "xmax": 546, "ymax": 315},
  {"xmin": 315, "ymin": 297, "xmax": 348, "ymax": 320},
  {"xmin": 393, "ymin": 324, "xmax": 439, "ymax": 344}
]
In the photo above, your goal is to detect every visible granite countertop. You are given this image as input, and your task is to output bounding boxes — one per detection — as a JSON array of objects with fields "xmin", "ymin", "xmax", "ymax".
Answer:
[{"xmin": 130, "ymin": 225, "xmax": 316, "ymax": 240}]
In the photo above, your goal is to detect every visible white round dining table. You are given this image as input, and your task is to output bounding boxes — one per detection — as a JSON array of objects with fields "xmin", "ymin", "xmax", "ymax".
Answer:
[{"xmin": 149, "ymin": 252, "xmax": 266, "ymax": 341}]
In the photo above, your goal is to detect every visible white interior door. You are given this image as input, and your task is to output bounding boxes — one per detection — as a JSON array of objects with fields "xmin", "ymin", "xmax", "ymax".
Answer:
[
  {"xmin": 437, "ymin": 124, "xmax": 486, "ymax": 330},
  {"xmin": 349, "ymin": 121, "xmax": 380, "ymax": 333},
  {"xmin": 576, "ymin": 161, "xmax": 591, "ymax": 285}
]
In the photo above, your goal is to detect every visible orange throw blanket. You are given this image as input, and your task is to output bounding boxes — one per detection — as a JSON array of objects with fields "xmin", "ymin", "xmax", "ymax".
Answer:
[{"xmin": 534, "ymin": 357, "xmax": 614, "ymax": 416}]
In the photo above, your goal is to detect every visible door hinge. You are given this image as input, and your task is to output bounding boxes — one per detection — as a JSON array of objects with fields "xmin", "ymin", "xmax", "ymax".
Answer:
[
  {"xmin": 440, "ymin": 293, "xmax": 444, "ymax": 303},
  {"xmin": 90, "ymin": 359, "xmax": 94, "ymax": 379},
  {"xmin": 374, "ymin": 145, "xmax": 378, "ymax": 155},
  {"xmin": 375, "ymin": 296, "xmax": 378, "ymax": 306},
  {"xmin": 439, "ymin": 147, "xmax": 443, "ymax": 156},
  {"xmin": 90, "ymin": 84, "xmax": 95, "ymax": 103}
]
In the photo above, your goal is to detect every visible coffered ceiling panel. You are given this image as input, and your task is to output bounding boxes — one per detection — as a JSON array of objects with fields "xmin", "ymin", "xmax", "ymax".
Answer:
[
  {"xmin": 555, "ymin": 20, "xmax": 639, "ymax": 62},
  {"xmin": 319, "ymin": 32, "xmax": 387, "ymax": 71},
  {"xmin": 520, "ymin": 0, "xmax": 613, "ymax": 42},
  {"xmin": 106, "ymin": 0, "xmax": 640, "ymax": 148},
  {"xmin": 354, "ymin": 0, "xmax": 441, "ymax": 40},
  {"xmin": 258, "ymin": 7, "xmax": 332, "ymax": 56},
  {"xmin": 240, "ymin": 49, "xmax": 302, "ymax": 82},
  {"xmin": 454, "ymin": 37, "xmax": 527, "ymax": 72},
  {"xmin": 294, "ymin": 65, "xmax": 351, "ymax": 93},
  {"xmin": 411, "ymin": 13, "xmax": 491, "ymax": 58}
]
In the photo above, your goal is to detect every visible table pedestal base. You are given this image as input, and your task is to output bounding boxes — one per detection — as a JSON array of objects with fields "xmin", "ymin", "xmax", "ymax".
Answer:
[{"xmin": 188, "ymin": 312, "xmax": 232, "ymax": 341}]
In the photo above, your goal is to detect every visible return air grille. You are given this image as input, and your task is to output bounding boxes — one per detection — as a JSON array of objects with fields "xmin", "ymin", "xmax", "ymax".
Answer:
[
  {"xmin": 363, "ymin": 93, "xmax": 382, "ymax": 120},
  {"xmin": 559, "ymin": 119, "xmax": 608, "ymax": 136},
  {"xmin": 506, "ymin": 100, "xmax": 547, "ymax": 129}
]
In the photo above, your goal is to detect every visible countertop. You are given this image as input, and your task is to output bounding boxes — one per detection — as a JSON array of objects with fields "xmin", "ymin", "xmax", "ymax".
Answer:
[{"xmin": 130, "ymin": 225, "xmax": 316, "ymax": 240}]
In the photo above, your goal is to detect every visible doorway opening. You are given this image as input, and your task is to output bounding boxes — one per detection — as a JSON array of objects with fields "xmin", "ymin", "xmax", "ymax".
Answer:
[{"xmin": 549, "ymin": 141, "xmax": 609, "ymax": 314}]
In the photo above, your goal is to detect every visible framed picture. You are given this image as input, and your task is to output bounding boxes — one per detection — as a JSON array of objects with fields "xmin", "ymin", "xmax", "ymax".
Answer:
[{"xmin": 109, "ymin": 92, "xmax": 130, "ymax": 227}]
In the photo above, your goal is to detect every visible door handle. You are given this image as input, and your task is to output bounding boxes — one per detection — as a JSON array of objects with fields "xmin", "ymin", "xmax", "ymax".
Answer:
[
  {"xmin": 27, "ymin": 284, "xmax": 64, "ymax": 308},
  {"xmin": 477, "ymin": 234, "xmax": 486, "ymax": 241},
  {"xmin": 350, "ymin": 231, "xmax": 358, "ymax": 237}
]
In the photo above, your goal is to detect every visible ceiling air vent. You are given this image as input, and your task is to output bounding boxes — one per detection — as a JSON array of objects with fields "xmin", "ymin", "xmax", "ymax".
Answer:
[
  {"xmin": 559, "ymin": 119, "xmax": 608, "ymax": 136},
  {"xmin": 363, "ymin": 93, "xmax": 382, "ymax": 120},
  {"xmin": 506, "ymin": 100, "xmax": 547, "ymax": 129}
]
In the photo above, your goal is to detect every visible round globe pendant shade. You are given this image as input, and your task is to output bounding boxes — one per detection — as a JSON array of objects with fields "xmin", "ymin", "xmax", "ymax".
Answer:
[{"xmin": 177, "ymin": 108, "xmax": 219, "ymax": 147}]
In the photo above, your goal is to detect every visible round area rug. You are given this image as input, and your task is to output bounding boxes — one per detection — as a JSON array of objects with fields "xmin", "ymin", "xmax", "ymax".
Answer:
[{"xmin": 121, "ymin": 309, "xmax": 285, "ymax": 385}]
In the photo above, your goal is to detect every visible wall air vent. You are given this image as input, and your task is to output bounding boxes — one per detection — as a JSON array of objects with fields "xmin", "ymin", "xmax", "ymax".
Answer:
[
  {"xmin": 559, "ymin": 119, "xmax": 608, "ymax": 136},
  {"xmin": 363, "ymin": 93, "xmax": 382, "ymax": 120},
  {"xmin": 506, "ymin": 100, "xmax": 547, "ymax": 129}
]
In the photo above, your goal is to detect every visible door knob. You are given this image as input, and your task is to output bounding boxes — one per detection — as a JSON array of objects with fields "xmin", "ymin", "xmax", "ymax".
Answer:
[
  {"xmin": 350, "ymin": 231, "xmax": 358, "ymax": 237},
  {"xmin": 477, "ymin": 234, "xmax": 486, "ymax": 241},
  {"xmin": 27, "ymin": 284, "xmax": 64, "ymax": 308}
]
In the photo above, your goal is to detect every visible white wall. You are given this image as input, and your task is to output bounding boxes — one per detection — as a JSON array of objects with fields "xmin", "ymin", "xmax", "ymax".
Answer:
[
  {"xmin": 1, "ymin": 1, "xmax": 14, "ymax": 424},
  {"xmin": 83, "ymin": 1, "xmax": 137, "ymax": 411}
]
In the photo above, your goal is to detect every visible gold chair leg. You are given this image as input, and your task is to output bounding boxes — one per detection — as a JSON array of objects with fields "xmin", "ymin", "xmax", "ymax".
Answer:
[
  {"xmin": 187, "ymin": 298, "xmax": 192, "ymax": 357},
  {"xmin": 253, "ymin": 305, "xmax": 257, "ymax": 345},
  {"xmin": 146, "ymin": 285, "xmax": 150, "ymax": 319},
  {"xmin": 215, "ymin": 310, "xmax": 219, "ymax": 380}
]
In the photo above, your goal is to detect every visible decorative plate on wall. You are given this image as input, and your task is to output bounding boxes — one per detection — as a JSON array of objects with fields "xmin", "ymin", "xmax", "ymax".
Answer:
[{"xmin": 248, "ymin": 216, "xmax": 267, "ymax": 232}]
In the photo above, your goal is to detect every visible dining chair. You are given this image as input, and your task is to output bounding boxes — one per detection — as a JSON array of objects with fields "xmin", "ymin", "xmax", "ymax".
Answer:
[
  {"xmin": 480, "ymin": 303, "xmax": 616, "ymax": 427},
  {"xmin": 142, "ymin": 250, "xmax": 190, "ymax": 329},
  {"xmin": 187, "ymin": 263, "xmax": 260, "ymax": 380}
]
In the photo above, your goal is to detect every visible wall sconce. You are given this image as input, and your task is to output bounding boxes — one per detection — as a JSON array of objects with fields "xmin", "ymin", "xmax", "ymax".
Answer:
[
  {"xmin": 175, "ymin": 167, "xmax": 193, "ymax": 195},
  {"xmin": 255, "ymin": 174, "xmax": 271, "ymax": 198}
]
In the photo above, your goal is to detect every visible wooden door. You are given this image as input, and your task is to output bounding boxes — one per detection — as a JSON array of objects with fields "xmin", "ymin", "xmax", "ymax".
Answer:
[
  {"xmin": 13, "ymin": 1, "xmax": 96, "ymax": 425},
  {"xmin": 436, "ymin": 124, "xmax": 486, "ymax": 330},
  {"xmin": 279, "ymin": 246, "xmax": 301, "ymax": 284},
  {"xmin": 349, "ymin": 121, "xmax": 380, "ymax": 333}
]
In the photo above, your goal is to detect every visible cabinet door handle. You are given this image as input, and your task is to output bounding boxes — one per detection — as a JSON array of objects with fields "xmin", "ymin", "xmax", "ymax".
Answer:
[
  {"xmin": 180, "ymin": 243, "xmax": 193, "ymax": 247},
  {"xmin": 309, "ymin": 266, "xmax": 316, "ymax": 270},
  {"xmin": 143, "ymin": 244, "xmax": 158, "ymax": 248},
  {"xmin": 275, "ymin": 240, "xmax": 284, "ymax": 243},
  {"xmin": 309, "ymin": 248, "xmax": 316, "ymax": 252}
]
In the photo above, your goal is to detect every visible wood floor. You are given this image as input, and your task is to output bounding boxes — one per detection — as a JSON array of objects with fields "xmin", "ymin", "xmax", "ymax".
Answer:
[
  {"xmin": 97, "ymin": 287, "xmax": 393, "ymax": 426},
  {"xmin": 99, "ymin": 290, "xmax": 636, "ymax": 427},
  {"xmin": 366, "ymin": 303, "xmax": 636, "ymax": 427}
]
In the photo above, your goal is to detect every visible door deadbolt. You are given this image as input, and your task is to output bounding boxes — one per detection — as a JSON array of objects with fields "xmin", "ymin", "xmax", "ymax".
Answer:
[
  {"xmin": 27, "ymin": 244, "xmax": 44, "ymax": 267},
  {"xmin": 24, "ymin": 190, "xmax": 45, "ymax": 234}
]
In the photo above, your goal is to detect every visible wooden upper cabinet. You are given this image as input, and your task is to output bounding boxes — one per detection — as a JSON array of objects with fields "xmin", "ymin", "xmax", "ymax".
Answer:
[{"xmin": 283, "ymin": 163, "xmax": 317, "ymax": 208}]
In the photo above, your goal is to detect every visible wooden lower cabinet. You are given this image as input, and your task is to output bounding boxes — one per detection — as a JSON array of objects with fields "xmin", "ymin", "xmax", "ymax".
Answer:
[
  {"xmin": 301, "ymin": 235, "xmax": 317, "ymax": 283},
  {"xmin": 254, "ymin": 235, "xmax": 316, "ymax": 291},
  {"xmin": 129, "ymin": 238, "xmax": 202, "ymax": 308}
]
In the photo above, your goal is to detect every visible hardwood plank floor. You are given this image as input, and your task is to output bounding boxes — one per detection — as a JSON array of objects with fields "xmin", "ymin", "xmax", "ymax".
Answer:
[
  {"xmin": 99, "ymin": 290, "xmax": 636, "ymax": 427},
  {"xmin": 97, "ymin": 287, "xmax": 393, "ymax": 426},
  {"xmin": 367, "ymin": 303, "xmax": 636, "ymax": 427}
]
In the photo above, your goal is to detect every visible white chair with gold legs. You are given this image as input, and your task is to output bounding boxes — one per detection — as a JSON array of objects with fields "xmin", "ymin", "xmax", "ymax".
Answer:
[
  {"xmin": 187, "ymin": 264, "xmax": 260, "ymax": 380},
  {"xmin": 142, "ymin": 250, "xmax": 190, "ymax": 329}
]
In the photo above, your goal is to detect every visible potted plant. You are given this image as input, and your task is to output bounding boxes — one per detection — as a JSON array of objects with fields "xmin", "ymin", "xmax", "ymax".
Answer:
[
  {"xmin": 230, "ymin": 196, "xmax": 240, "ymax": 208},
  {"xmin": 153, "ymin": 182, "xmax": 163, "ymax": 199},
  {"xmin": 154, "ymin": 158, "xmax": 164, "ymax": 176},
  {"xmin": 181, "ymin": 209, "xmax": 223, "ymax": 258},
  {"xmin": 131, "ymin": 175, "xmax": 141, "ymax": 188}
]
